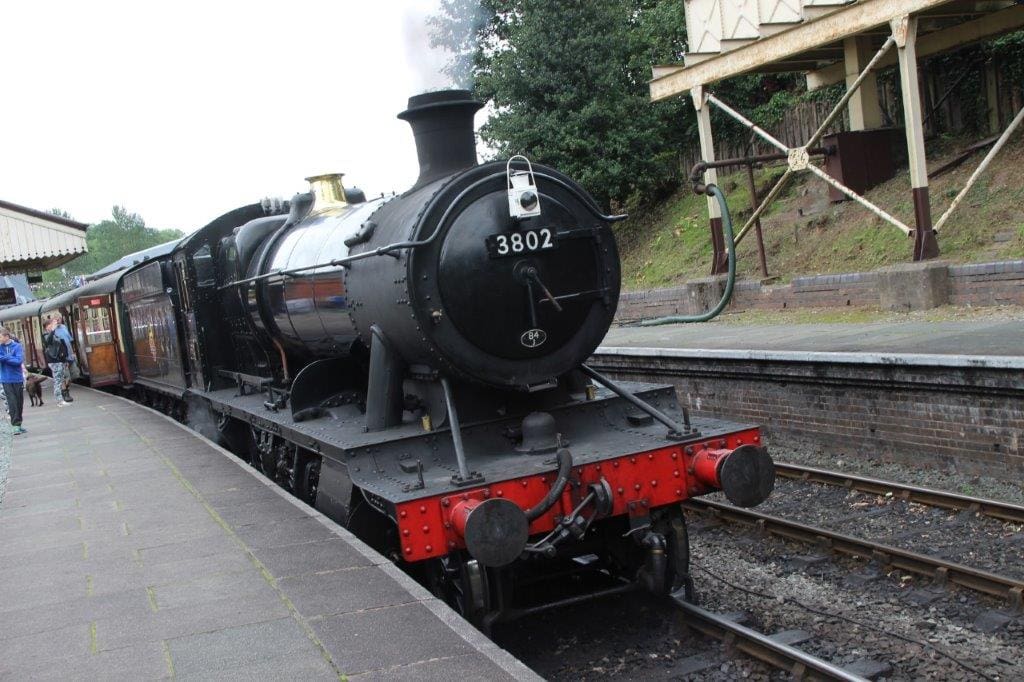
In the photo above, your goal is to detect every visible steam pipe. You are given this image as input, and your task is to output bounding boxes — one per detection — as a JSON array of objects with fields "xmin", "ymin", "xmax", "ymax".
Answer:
[
  {"xmin": 524, "ymin": 448, "xmax": 573, "ymax": 522},
  {"xmin": 688, "ymin": 148, "xmax": 829, "ymax": 184}
]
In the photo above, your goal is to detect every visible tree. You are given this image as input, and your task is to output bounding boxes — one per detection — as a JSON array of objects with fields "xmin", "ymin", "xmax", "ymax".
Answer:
[
  {"xmin": 430, "ymin": 1, "xmax": 811, "ymax": 211},
  {"xmin": 431, "ymin": 0, "xmax": 692, "ymax": 211},
  {"xmin": 34, "ymin": 206, "xmax": 184, "ymax": 297}
]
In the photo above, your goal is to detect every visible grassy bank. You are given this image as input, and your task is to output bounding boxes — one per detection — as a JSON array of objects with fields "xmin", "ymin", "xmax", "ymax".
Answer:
[{"xmin": 615, "ymin": 133, "xmax": 1024, "ymax": 291}]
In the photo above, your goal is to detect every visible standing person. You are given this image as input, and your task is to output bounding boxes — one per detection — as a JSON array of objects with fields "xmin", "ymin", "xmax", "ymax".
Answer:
[
  {"xmin": 43, "ymin": 316, "xmax": 73, "ymax": 407},
  {"xmin": 0, "ymin": 327, "xmax": 26, "ymax": 434},
  {"xmin": 53, "ymin": 314, "xmax": 77, "ymax": 402}
]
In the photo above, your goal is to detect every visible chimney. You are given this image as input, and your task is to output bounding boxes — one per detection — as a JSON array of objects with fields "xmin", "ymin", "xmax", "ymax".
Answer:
[{"xmin": 398, "ymin": 90, "xmax": 484, "ymax": 190}]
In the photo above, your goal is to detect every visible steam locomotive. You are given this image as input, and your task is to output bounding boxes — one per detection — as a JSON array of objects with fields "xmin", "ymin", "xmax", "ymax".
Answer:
[{"xmin": 2, "ymin": 89, "xmax": 775, "ymax": 628}]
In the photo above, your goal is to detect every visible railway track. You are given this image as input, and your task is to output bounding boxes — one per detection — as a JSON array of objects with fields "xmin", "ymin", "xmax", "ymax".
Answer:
[
  {"xmin": 671, "ymin": 596, "xmax": 870, "ymax": 681},
  {"xmin": 775, "ymin": 462, "xmax": 1024, "ymax": 524},
  {"xmin": 684, "ymin": 498, "xmax": 1024, "ymax": 608}
]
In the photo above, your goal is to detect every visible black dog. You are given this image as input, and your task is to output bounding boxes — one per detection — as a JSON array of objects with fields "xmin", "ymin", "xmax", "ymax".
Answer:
[{"xmin": 25, "ymin": 373, "xmax": 46, "ymax": 407}]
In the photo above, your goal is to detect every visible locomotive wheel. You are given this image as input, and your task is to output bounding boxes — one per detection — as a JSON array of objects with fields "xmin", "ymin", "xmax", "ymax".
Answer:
[
  {"xmin": 429, "ymin": 554, "xmax": 492, "ymax": 629},
  {"xmin": 654, "ymin": 507, "xmax": 691, "ymax": 595},
  {"xmin": 297, "ymin": 458, "xmax": 320, "ymax": 504}
]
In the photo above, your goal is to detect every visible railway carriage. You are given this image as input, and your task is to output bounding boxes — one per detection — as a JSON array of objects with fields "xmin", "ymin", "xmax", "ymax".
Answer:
[{"xmin": 0, "ymin": 272, "xmax": 129, "ymax": 388}]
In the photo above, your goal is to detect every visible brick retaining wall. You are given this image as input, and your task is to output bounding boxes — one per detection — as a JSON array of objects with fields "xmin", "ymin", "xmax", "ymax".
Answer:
[
  {"xmin": 948, "ymin": 261, "xmax": 1024, "ymax": 307},
  {"xmin": 616, "ymin": 259, "xmax": 1024, "ymax": 322},
  {"xmin": 589, "ymin": 353, "xmax": 1024, "ymax": 481}
]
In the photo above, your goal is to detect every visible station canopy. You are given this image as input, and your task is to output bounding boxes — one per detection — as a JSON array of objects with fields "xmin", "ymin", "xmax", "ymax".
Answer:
[
  {"xmin": 0, "ymin": 199, "xmax": 88, "ymax": 275},
  {"xmin": 650, "ymin": 0, "xmax": 1024, "ymax": 100}
]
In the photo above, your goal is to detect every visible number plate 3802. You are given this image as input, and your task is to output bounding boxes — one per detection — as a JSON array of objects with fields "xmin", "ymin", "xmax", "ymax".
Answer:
[{"xmin": 485, "ymin": 228, "xmax": 557, "ymax": 259}]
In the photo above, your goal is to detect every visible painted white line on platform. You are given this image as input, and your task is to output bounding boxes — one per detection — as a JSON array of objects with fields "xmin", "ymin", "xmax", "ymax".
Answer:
[{"xmin": 594, "ymin": 346, "xmax": 1024, "ymax": 370}]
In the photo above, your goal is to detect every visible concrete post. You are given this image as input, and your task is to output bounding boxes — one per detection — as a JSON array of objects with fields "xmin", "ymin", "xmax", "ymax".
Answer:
[
  {"xmin": 986, "ymin": 61, "xmax": 1001, "ymax": 134},
  {"xmin": 891, "ymin": 15, "xmax": 939, "ymax": 260},
  {"xmin": 843, "ymin": 36, "xmax": 884, "ymax": 131},
  {"xmin": 692, "ymin": 86, "xmax": 728, "ymax": 274}
]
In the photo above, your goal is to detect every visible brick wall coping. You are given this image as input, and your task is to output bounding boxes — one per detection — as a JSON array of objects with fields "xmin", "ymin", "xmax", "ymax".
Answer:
[
  {"xmin": 618, "ymin": 259, "xmax": 1024, "ymax": 302},
  {"xmin": 593, "ymin": 346, "xmax": 1024, "ymax": 370}
]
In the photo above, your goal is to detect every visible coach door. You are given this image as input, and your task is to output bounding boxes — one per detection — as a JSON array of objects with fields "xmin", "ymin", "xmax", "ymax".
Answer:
[
  {"xmin": 77, "ymin": 294, "xmax": 122, "ymax": 386},
  {"xmin": 173, "ymin": 253, "xmax": 205, "ymax": 390}
]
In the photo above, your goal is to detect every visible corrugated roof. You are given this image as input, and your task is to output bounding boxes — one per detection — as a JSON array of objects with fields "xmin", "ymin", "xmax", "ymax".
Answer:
[{"xmin": 0, "ymin": 200, "xmax": 89, "ymax": 275}]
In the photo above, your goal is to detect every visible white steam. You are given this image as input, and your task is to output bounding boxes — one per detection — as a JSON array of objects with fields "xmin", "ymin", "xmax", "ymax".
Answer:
[{"xmin": 402, "ymin": 2, "xmax": 456, "ymax": 93}]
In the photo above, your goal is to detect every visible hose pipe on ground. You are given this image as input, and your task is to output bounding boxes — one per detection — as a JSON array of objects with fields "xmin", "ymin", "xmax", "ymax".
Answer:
[{"xmin": 638, "ymin": 183, "xmax": 736, "ymax": 325}]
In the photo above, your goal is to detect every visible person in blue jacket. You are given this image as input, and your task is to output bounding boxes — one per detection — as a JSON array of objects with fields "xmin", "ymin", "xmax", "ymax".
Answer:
[{"xmin": 0, "ymin": 327, "xmax": 26, "ymax": 435}]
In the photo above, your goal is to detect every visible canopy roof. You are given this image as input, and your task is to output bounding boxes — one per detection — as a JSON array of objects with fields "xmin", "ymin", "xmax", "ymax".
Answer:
[
  {"xmin": 650, "ymin": 0, "xmax": 1024, "ymax": 99},
  {"xmin": 0, "ymin": 199, "xmax": 88, "ymax": 275}
]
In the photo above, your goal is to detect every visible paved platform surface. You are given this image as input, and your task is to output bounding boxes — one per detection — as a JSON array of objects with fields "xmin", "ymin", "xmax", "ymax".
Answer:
[
  {"xmin": 603, "ymin": 319, "xmax": 1024, "ymax": 363},
  {"xmin": 0, "ymin": 388, "xmax": 537, "ymax": 681}
]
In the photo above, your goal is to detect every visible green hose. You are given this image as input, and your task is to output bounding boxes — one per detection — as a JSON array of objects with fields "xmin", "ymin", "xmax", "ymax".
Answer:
[{"xmin": 638, "ymin": 184, "xmax": 735, "ymax": 325}]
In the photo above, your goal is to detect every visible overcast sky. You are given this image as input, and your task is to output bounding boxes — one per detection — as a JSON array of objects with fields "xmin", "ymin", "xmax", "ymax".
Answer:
[{"xmin": 1, "ymin": 0, "xmax": 479, "ymax": 232}]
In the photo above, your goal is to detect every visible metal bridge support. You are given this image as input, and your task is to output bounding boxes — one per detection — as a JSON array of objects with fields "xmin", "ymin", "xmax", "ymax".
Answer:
[
  {"xmin": 892, "ymin": 15, "xmax": 940, "ymax": 260},
  {"xmin": 843, "ymin": 36, "xmax": 883, "ymax": 131},
  {"xmin": 692, "ymin": 86, "xmax": 728, "ymax": 275}
]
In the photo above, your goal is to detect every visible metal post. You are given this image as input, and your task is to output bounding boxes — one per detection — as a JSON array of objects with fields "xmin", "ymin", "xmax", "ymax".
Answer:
[
  {"xmin": 892, "ymin": 15, "xmax": 940, "ymax": 260},
  {"xmin": 744, "ymin": 163, "xmax": 769, "ymax": 277},
  {"xmin": 439, "ymin": 377, "xmax": 471, "ymax": 481},
  {"xmin": 693, "ymin": 86, "xmax": 727, "ymax": 274}
]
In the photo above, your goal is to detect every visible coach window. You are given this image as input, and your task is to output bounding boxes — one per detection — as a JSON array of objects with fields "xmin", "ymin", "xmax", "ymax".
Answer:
[{"xmin": 85, "ymin": 306, "xmax": 113, "ymax": 345}]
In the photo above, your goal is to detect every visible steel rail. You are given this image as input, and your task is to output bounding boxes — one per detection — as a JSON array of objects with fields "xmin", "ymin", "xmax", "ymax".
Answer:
[
  {"xmin": 775, "ymin": 462, "xmax": 1024, "ymax": 525},
  {"xmin": 684, "ymin": 499, "xmax": 1024, "ymax": 608},
  {"xmin": 671, "ymin": 597, "xmax": 869, "ymax": 681}
]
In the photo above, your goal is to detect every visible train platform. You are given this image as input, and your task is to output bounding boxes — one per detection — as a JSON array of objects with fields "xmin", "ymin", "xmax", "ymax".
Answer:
[
  {"xmin": 601, "ymin": 318, "xmax": 1024, "ymax": 365},
  {"xmin": 0, "ymin": 388, "xmax": 537, "ymax": 681},
  {"xmin": 594, "ymin": 318, "xmax": 1024, "ymax": 480}
]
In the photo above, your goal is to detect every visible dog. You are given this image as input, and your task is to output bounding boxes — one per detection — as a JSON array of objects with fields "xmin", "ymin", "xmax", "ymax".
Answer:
[{"xmin": 25, "ymin": 373, "xmax": 46, "ymax": 407}]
